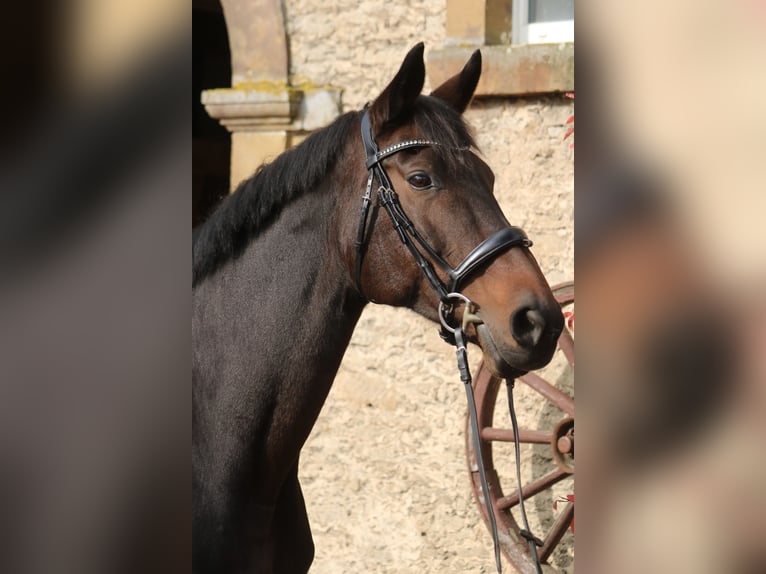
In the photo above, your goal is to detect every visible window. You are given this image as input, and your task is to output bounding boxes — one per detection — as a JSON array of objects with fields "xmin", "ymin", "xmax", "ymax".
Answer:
[{"xmin": 513, "ymin": 0, "xmax": 574, "ymax": 44}]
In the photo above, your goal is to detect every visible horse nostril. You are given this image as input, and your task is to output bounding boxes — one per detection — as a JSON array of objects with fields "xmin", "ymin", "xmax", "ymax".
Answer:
[{"xmin": 511, "ymin": 307, "xmax": 546, "ymax": 348}]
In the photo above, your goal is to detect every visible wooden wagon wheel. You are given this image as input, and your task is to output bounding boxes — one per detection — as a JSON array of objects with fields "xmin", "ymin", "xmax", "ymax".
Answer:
[{"xmin": 467, "ymin": 282, "xmax": 574, "ymax": 573}]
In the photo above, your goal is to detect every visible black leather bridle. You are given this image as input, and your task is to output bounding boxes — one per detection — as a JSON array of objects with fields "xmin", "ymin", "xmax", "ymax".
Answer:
[
  {"xmin": 355, "ymin": 110, "xmax": 532, "ymax": 307},
  {"xmin": 354, "ymin": 110, "xmax": 545, "ymax": 574}
]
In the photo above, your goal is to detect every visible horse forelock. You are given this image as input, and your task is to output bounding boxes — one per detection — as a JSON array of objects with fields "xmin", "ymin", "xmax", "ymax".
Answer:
[
  {"xmin": 411, "ymin": 96, "xmax": 478, "ymax": 175},
  {"xmin": 413, "ymin": 96, "xmax": 476, "ymax": 150}
]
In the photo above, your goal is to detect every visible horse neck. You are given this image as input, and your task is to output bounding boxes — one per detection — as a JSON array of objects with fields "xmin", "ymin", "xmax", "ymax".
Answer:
[
  {"xmin": 193, "ymin": 175, "xmax": 366, "ymax": 435},
  {"xmin": 250, "ymin": 188, "xmax": 365, "ymax": 360}
]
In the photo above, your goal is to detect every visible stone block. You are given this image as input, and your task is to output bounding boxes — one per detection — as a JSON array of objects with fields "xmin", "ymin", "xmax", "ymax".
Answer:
[{"xmin": 428, "ymin": 43, "xmax": 574, "ymax": 96}]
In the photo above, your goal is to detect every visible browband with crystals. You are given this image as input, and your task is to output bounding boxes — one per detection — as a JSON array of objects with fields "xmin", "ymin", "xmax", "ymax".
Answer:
[{"xmin": 366, "ymin": 139, "xmax": 441, "ymax": 169}]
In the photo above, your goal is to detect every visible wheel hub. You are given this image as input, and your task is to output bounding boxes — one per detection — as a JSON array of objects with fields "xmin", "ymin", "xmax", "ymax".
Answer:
[{"xmin": 552, "ymin": 417, "xmax": 574, "ymax": 472}]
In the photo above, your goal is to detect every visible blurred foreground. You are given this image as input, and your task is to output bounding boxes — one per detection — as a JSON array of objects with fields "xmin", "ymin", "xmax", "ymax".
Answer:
[
  {"xmin": 0, "ymin": 2, "xmax": 189, "ymax": 573},
  {"xmin": 576, "ymin": 0, "xmax": 766, "ymax": 572}
]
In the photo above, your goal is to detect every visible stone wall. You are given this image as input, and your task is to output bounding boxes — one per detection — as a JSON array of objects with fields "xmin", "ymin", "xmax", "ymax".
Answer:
[
  {"xmin": 285, "ymin": 0, "xmax": 446, "ymax": 111},
  {"xmin": 466, "ymin": 97, "xmax": 573, "ymax": 281}
]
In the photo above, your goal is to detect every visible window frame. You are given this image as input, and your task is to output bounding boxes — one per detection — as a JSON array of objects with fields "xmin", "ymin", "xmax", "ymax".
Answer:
[{"xmin": 512, "ymin": 0, "xmax": 574, "ymax": 45}]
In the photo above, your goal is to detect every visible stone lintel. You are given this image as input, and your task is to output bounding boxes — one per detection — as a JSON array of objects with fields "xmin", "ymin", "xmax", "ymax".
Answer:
[
  {"xmin": 201, "ymin": 86, "xmax": 299, "ymax": 132},
  {"xmin": 202, "ymin": 85, "xmax": 342, "ymax": 133},
  {"xmin": 428, "ymin": 43, "xmax": 574, "ymax": 96},
  {"xmin": 202, "ymin": 85, "xmax": 343, "ymax": 190}
]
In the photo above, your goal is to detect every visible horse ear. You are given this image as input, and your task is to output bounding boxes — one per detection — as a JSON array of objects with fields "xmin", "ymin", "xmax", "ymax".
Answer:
[
  {"xmin": 430, "ymin": 49, "xmax": 482, "ymax": 113},
  {"xmin": 368, "ymin": 43, "xmax": 426, "ymax": 133}
]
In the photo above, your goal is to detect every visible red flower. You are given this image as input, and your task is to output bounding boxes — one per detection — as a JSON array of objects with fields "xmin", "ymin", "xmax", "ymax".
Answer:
[
  {"xmin": 553, "ymin": 494, "xmax": 575, "ymax": 533},
  {"xmin": 563, "ymin": 93, "xmax": 574, "ymax": 148},
  {"xmin": 564, "ymin": 310, "xmax": 574, "ymax": 334}
]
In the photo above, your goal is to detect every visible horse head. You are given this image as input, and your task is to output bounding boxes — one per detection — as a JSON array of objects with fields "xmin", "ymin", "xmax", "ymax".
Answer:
[{"xmin": 350, "ymin": 43, "xmax": 563, "ymax": 376}]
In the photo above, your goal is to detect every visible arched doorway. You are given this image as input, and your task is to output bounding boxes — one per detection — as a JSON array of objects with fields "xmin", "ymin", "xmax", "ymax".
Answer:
[{"xmin": 192, "ymin": 0, "xmax": 231, "ymax": 227}]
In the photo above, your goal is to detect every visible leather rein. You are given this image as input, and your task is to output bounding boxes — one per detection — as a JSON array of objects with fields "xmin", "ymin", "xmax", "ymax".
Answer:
[{"xmin": 355, "ymin": 110, "xmax": 545, "ymax": 573}]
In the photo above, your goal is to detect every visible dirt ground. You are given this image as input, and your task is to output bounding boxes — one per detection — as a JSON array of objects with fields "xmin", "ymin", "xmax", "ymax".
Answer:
[{"xmin": 299, "ymin": 304, "xmax": 574, "ymax": 573}]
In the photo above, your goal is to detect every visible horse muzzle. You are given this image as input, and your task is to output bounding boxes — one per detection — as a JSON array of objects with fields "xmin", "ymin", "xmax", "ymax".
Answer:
[{"xmin": 476, "ymin": 302, "xmax": 564, "ymax": 378}]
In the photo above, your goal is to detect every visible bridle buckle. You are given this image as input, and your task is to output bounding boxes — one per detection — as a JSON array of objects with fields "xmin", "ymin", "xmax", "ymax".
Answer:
[{"xmin": 438, "ymin": 292, "xmax": 484, "ymax": 337}]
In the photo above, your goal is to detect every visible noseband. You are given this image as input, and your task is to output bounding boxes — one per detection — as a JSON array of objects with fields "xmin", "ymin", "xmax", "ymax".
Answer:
[{"xmin": 355, "ymin": 110, "xmax": 531, "ymax": 308}]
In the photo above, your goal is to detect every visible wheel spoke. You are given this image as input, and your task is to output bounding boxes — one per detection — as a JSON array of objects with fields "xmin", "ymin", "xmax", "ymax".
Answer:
[
  {"xmin": 558, "ymin": 327, "xmax": 575, "ymax": 368},
  {"xmin": 480, "ymin": 427, "xmax": 551, "ymax": 444},
  {"xmin": 519, "ymin": 372, "xmax": 574, "ymax": 417},
  {"xmin": 538, "ymin": 501, "xmax": 574, "ymax": 563},
  {"xmin": 494, "ymin": 468, "xmax": 570, "ymax": 511},
  {"xmin": 553, "ymin": 283, "xmax": 574, "ymax": 306}
]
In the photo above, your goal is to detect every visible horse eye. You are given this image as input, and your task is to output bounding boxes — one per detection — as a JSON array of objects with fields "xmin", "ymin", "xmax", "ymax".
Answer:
[{"xmin": 407, "ymin": 173, "xmax": 433, "ymax": 190}]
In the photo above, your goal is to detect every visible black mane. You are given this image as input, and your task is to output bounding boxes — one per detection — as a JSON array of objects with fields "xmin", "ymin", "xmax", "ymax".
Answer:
[
  {"xmin": 192, "ymin": 96, "xmax": 475, "ymax": 286},
  {"xmin": 193, "ymin": 111, "xmax": 359, "ymax": 285}
]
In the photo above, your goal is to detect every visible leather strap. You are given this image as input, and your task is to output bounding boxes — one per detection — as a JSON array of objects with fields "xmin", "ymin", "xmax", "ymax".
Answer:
[
  {"xmin": 456, "ymin": 327, "xmax": 503, "ymax": 572},
  {"xmin": 448, "ymin": 227, "xmax": 531, "ymax": 292},
  {"xmin": 507, "ymin": 379, "xmax": 545, "ymax": 574}
]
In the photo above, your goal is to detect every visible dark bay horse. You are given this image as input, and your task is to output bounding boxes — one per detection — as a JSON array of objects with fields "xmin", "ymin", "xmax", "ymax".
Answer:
[{"xmin": 193, "ymin": 43, "xmax": 563, "ymax": 573}]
